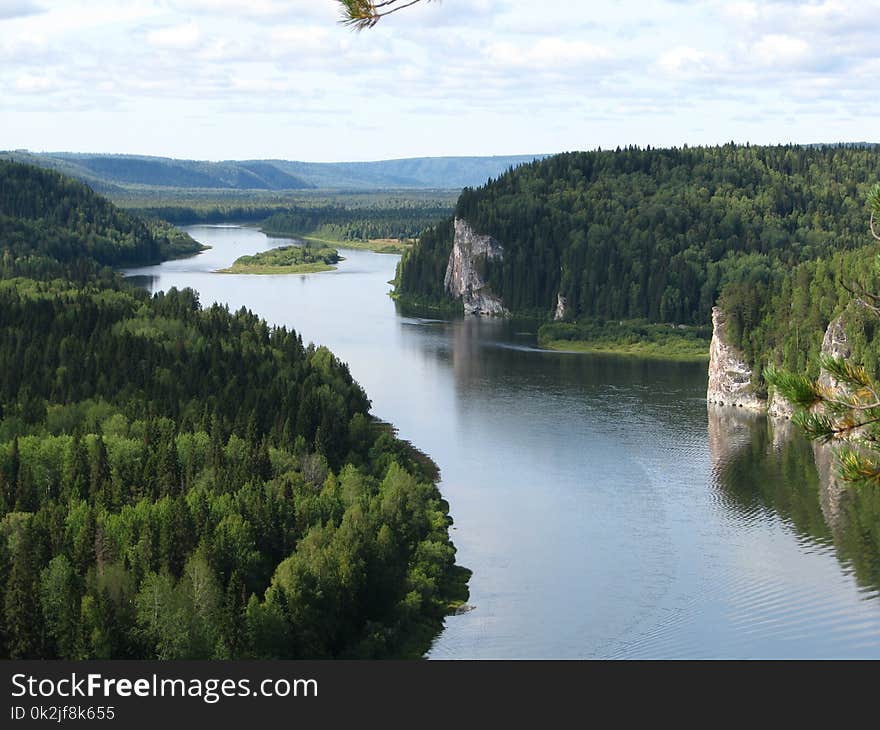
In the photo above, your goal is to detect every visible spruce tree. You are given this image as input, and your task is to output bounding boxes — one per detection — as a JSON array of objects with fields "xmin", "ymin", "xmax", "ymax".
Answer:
[{"xmin": 4, "ymin": 523, "xmax": 43, "ymax": 658}]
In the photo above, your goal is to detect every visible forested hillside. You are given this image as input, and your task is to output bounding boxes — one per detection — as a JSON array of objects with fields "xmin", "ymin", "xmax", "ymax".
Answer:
[
  {"xmin": 721, "ymin": 239, "xmax": 880, "ymax": 390},
  {"xmin": 261, "ymin": 203, "xmax": 451, "ymax": 244},
  {"xmin": 117, "ymin": 191, "xmax": 456, "ymax": 251},
  {"xmin": 4, "ymin": 152, "xmax": 313, "ymax": 192},
  {"xmin": 0, "ymin": 161, "xmax": 203, "ymax": 279},
  {"xmin": 5, "ymin": 151, "xmax": 546, "ymax": 192},
  {"xmin": 0, "ymin": 163, "xmax": 466, "ymax": 659},
  {"xmin": 396, "ymin": 144, "xmax": 880, "ymax": 323}
]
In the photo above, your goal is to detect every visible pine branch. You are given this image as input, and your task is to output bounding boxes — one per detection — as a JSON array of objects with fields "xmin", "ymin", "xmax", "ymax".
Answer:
[
  {"xmin": 819, "ymin": 355, "xmax": 872, "ymax": 390},
  {"xmin": 838, "ymin": 447, "xmax": 880, "ymax": 486},
  {"xmin": 792, "ymin": 411, "xmax": 837, "ymax": 443},
  {"xmin": 764, "ymin": 365, "xmax": 823, "ymax": 409},
  {"xmin": 337, "ymin": 0, "xmax": 434, "ymax": 30}
]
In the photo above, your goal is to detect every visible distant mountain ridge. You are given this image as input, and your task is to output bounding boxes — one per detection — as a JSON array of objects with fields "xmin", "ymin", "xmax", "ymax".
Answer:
[{"xmin": 1, "ymin": 151, "xmax": 549, "ymax": 192}]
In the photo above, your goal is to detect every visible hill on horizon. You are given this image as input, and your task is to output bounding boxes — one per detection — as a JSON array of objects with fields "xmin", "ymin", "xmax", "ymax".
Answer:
[{"xmin": 0, "ymin": 151, "xmax": 550, "ymax": 193}]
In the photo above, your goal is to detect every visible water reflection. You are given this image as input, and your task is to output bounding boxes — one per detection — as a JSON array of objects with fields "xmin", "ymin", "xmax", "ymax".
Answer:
[
  {"xmin": 708, "ymin": 405, "xmax": 880, "ymax": 601},
  {"xmin": 125, "ymin": 225, "xmax": 880, "ymax": 657},
  {"xmin": 125, "ymin": 274, "xmax": 158, "ymax": 290}
]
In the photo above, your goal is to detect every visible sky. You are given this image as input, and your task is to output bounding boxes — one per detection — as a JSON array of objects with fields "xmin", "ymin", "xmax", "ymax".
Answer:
[{"xmin": 1, "ymin": 0, "xmax": 877, "ymax": 162}]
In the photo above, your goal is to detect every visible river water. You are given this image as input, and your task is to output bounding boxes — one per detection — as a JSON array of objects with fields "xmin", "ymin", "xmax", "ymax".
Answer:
[{"xmin": 125, "ymin": 225, "xmax": 880, "ymax": 659}]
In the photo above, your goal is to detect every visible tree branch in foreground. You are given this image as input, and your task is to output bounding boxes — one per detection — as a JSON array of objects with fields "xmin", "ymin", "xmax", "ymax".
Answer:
[{"xmin": 336, "ymin": 0, "xmax": 433, "ymax": 30}]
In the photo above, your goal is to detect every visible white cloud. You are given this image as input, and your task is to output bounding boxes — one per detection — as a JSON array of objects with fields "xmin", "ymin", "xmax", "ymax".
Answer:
[
  {"xmin": 146, "ymin": 22, "xmax": 202, "ymax": 51},
  {"xmin": 486, "ymin": 38, "xmax": 611, "ymax": 69},
  {"xmin": 0, "ymin": 31, "xmax": 50, "ymax": 61},
  {"xmin": 174, "ymin": 0, "xmax": 336, "ymax": 23},
  {"xmin": 720, "ymin": 2, "xmax": 759, "ymax": 23},
  {"xmin": 0, "ymin": 0, "xmax": 876, "ymax": 160},
  {"xmin": 269, "ymin": 25, "xmax": 335, "ymax": 53},
  {"xmin": 657, "ymin": 46, "xmax": 714, "ymax": 76},
  {"xmin": 750, "ymin": 34, "xmax": 810, "ymax": 68},
  {"xmin": 14, "ymin": 71, "xmax": 55, "ymax": 92}
]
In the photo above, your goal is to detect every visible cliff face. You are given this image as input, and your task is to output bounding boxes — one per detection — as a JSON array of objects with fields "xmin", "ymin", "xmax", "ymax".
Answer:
[
  {"xmin": 767, "ymin": 388, "xmax": 795, "ymax": 419},
  {"xmin": 554, "ymin": 292, "xmax": 567, "ymax": 321},
  {"xmin": 706, "ymin": 306, "xmax": 765, "ymax": 411},
  {"xmin": 708, "ymin": 308, "xmax": 853, "ymax": 418},
  {"xmin": 768, "ymin": 313, "xmax": 851, "ymax": 419},
  {"xmin": 818, "ymin": 313, "xmax": 852, "ymax": 391},
  {"xmin": 444, "ymin": 218, "xmax": 508, "ymax": 316}
]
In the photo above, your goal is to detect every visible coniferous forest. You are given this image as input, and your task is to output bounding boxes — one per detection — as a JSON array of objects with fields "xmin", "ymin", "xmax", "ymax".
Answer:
[
  {"xmin": 0, "ymin": 162, "xmax": 466, "ymax": 659},
  {"xmin": 395, "ymin": 144, "xmax": 880, "ymax": 387}
]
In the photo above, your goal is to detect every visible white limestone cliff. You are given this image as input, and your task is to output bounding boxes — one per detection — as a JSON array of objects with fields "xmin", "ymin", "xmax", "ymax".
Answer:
[
  {"xmin": 554, "ymin": 292, "xmax": 567, "ymax": 321},
  {"xmin": 444, "ymin": 218, "xmax": 508, "ymax": 316},
  {"xmin": 709, "ymin": 308, "xmax": 852, "ymax": 420},
  {"xmin": 706, "ymin": 306, "xmax": 765, "ymax": 411}
]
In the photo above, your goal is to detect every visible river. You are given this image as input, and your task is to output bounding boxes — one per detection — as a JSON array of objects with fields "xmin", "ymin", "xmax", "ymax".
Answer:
[{"xmin": 125, "ymin": 225, "xmax": 880, "ymax": 659}]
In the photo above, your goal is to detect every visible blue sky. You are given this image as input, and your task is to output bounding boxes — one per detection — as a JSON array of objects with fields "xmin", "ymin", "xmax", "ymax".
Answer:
[{"xmin": 1, "ymin": 0, "xmax": 877, "ymax": 161}]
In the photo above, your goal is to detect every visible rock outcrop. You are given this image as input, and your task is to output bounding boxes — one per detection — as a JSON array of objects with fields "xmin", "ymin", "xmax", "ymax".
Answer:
[
  {"xmin": 706, "ymin": 306, "xmax": 765, "ymax": 411},
  {"xmin": 554, "ymin": 292, "xmax": 567, "ymax": 321},
  {"xmin": 767, "ymin": 387, "xmax": 795, "ymax": 420},
  {"xmin": 708, "ymin": 307, "xmax": 853, "ymax": 418},
  {"xmin": 444, "ymin": 218, "xmax": 508, "ymax": 316},
  {"xmin": 817, "ymin": 313, "xmax": 852, "ymax": 391}
]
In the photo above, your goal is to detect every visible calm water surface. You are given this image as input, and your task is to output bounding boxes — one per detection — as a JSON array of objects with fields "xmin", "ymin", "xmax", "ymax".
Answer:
[{"xmin": 126, "ymin": 225, "xmax": 880, "ymax": 658}]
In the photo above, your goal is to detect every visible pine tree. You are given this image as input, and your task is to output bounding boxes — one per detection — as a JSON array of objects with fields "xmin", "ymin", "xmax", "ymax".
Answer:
[
  {"xmin": 14, "ymin": 465, "xmax": 38, "ymax": 513},
  {"xmin": 65, "ymin": 435, "xmax": 90, "ymax": 502},
  {"xmin": 3, "ymin": 438, "xmax": 20, "ymax": 510},
  {"xmin": 4, "ymin": 523, "xmax": 43, "ymax": 658},
  {"xmin": 221, "ymin": 571, "xmax": 247, "ymax": 658},
  {"xmin": 155, "ymin": 435, "xmax": 182, "ymax": 497},
  {"xmin": 160, "ymin": 496, "xmax": 192, "ymax": 577},
  {"xmin": 210, "ymin": 414, "xmax": 227, "ymax": 490},
  {"xmin": 90, "ymin": 434, "xmax": 113, "ymax": 509},
  {"xmin": 39, "ymin": 555, "xmax": 82, "ymax": 659}
]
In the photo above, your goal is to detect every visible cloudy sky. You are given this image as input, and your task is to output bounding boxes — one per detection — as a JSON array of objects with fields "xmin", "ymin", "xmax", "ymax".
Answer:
[{"xmin": 1, "ymin": 0, "xmax": 877, "ymax": 161}]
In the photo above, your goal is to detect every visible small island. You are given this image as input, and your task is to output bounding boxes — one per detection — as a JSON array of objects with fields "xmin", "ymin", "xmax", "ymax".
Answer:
[{"xmin": 217, "ymin": 244, "xmax": 342, "ymax": 274}]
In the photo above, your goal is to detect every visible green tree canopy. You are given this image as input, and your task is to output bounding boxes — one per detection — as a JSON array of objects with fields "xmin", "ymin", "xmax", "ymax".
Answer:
[{"xmin": 767, "ymin": 186, "xmax": 880, "ymax": 486}]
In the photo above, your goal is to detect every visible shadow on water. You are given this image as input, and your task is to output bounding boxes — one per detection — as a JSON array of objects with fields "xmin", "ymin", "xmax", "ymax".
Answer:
[{"xmin": 125, "ymin": 274, "xmax": 159, "ymax": 291}]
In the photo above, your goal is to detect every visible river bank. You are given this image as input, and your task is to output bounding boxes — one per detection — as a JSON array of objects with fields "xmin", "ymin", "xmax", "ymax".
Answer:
[
  {"xmin": 125, "ymin": 224, "xmax": 880, "ymax": 659},
  {"xmin": 538, "ymin": 319, "xmax": 710, "ymax": 362},
  {"xmin": 263, "ymin": 229, "xmax": 414, "ymax": 255}
]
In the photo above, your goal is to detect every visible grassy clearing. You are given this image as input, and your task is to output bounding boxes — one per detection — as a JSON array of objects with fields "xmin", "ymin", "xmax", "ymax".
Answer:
[
  {"xmin": 538, "ymin": 319, "xmax": 711, "ymax": 362},
  {"xmin": 540, "ymin": 338, "xmax": 709, "ymax": 361}
]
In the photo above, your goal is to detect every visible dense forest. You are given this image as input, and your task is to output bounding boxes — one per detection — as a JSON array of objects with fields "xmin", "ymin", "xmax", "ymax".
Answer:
[
  {"xmin": 720, "ymin": 238, "xmax": 880, "ymax": 389},
  {"xmin": 261, "ymin": 203, "xmax": 451, "ymax": 244},
  {"xmin": 0, "ymin": 162, "xmax": 204, "ymax": 281},
  {"xmin": 396, "ymin": 144, "xmax": 880, "ymax": 324},
  {"xmin": 115, "ymin": 193, "xmax": 454, "ymax": 248},
  {"xmin": 0, "ymin": 162, "xmax": 466, "ymax": 659}
]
